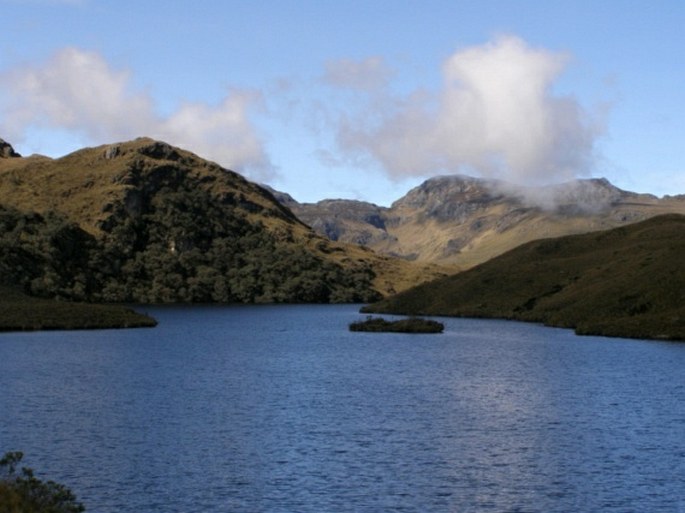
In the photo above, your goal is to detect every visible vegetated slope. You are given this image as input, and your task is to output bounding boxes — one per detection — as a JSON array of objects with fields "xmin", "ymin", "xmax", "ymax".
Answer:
[
  {"xmin": 281, "ymin": 175, "xmax": 685, "ymax": 268},
  {"xmin": 363, "ymin": 214, "xmax": 685, "ymax": 341},
  {"xmin": 0, "ymin": 284, "xmax": 156, "ymax": 331},
  {"xmin": 0, "ymin": 138, "xmax": 445, "ymax": 303},
  {"xmin": 0, "ymin": 204, "xmax": 150, "ymax": 329}
]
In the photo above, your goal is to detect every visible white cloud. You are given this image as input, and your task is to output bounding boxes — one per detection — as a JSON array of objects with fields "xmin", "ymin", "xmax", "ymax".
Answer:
[
  {"xmin": 1, "ymin": 48, "xmax": 154, "ymax": 140},
  {"xmin": 0, "ymin": 47, "xmax": 273, "ymax": 179},
  {"xmin": 332, "ymin": 35, "xmax": 602, "ymax": 186},
  {"xmin": 160, "ymin": 91, "xmax": 273, "ymax": 179}
]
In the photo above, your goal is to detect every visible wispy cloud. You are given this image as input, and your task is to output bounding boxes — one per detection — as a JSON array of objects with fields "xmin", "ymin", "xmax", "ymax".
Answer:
[
  {"xmin": 322, "ymin": 56, "xmax": 394, "ymax": 91},
  {"xmin": 0, "ymin": 47, "xmax": 274, "ymax": 179},
  {"xmin": 328, "ymin": 35, "xmax": 603, "ymax": 186}
]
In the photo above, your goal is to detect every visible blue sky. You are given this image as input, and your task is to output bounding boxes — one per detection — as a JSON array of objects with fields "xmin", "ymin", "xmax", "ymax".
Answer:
[{"xmin": 0, "ymin": 0, "xmax": 683, "ymax": 205}]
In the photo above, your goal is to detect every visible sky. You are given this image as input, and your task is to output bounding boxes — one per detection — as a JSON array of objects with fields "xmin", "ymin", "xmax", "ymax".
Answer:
[{"xmin": 0, "ymin": 0, "xmax": 683, "ymax": 206}]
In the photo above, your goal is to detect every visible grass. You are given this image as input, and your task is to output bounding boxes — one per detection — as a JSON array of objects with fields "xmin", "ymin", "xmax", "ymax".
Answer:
[
  {"xmin": 364, "ymin": 214, "xmax": 685, "ymax": 342},
  {"xmin": 0, "ymin": 286, "xmax": 156, "ymax": 332}
]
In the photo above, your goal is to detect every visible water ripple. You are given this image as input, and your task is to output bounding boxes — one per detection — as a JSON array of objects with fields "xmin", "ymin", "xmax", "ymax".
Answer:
[{"xmin": 1, "ymin": 305, "xmax": 684, "ymax": 512}]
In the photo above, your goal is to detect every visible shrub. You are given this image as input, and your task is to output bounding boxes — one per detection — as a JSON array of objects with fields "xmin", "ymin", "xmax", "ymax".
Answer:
[
  {"xmin": 349, "ymin": 316, "xmax": 444, "ymax": 333},
  {"xmin": 0, "ymin": 451, "xmax": 85, "ymax": 513}
]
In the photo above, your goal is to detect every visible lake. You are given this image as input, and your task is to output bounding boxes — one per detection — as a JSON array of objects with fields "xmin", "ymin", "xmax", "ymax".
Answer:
[{"xmin": 1, "ymin": 304, "xmax": 684, "ymax": 512}]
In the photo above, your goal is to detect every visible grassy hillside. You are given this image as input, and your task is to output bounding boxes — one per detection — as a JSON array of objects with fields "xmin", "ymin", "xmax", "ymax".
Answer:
[
  {"xmin": 0, "ymin": 138, "xmax": 446, "ymax": 304},
  {"xmin": 364, "ymin": 214, "xmax": 685, "ymax": 341}
]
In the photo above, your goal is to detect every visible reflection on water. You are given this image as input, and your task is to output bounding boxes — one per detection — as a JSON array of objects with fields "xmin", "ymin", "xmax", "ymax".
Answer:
[{"xmin": 1, "ymin": 305, "xmax": 684, "ymax": 512}]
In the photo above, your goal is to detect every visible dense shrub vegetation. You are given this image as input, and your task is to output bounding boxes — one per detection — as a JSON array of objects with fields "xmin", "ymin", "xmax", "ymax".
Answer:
[
  {"xmin": 0, "ymin": 188, "xmax": 379, "ymax": 304},
  {"xmin": 0, "ymin": 452, "xmax": 85, "ymax": 513},
  {"xmin": 349, "ymin": 316, "xmax": 444, "ymax": 333}
]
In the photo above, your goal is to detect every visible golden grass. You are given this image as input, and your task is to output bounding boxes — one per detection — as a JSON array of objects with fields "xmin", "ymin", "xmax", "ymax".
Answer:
[
  {"xmin": 0, "ymin": 138, "xmax": 445, "ymax": 300},
  {"xmin": 345, "ymin": 189, "xmax": 685, "ymax": 269}
]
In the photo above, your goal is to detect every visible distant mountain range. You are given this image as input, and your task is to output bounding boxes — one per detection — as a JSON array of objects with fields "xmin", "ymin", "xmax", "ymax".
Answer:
[{"xmin": 274, "ymin": 175, "xmax": 685, "ymax": 269}]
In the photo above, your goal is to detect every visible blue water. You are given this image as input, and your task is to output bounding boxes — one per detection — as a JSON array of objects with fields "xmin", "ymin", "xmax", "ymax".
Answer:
[{"xmin": 1, "ymin": 304, "xmax": 684, "ymax": 512}]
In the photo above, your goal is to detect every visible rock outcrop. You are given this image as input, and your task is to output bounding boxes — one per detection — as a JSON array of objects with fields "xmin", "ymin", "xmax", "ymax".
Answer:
[{"xmin": 0, "ymin": 139, "xmax": 20, "ymax": 158}]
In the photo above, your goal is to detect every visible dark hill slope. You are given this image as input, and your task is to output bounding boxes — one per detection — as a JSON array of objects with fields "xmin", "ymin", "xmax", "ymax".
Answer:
[
  {"xmin": 364, "ymin": 214, "xmax": 685, "ymax": 341},
  {"xmin": 0, "ymin": 285, "xmax": 155, "ymax": 331}
]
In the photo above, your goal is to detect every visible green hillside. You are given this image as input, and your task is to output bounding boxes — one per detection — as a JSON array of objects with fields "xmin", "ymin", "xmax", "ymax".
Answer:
[
  {"xmin": 364, "ymin": 214, "xmax": 685, "ymax": 341},
  {"xmin": 0, "ymin": 139, "xmax": 427, "ymax": 305}
]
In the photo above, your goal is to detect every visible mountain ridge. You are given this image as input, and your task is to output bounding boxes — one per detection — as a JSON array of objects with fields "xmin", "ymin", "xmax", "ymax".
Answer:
[{"xmin": 280, "ymin": 174, "xmax": 685, "ymax": 268}]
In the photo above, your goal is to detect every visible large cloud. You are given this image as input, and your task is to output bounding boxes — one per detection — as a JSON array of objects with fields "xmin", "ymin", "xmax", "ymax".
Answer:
[
  {"xmin": 333, "ymin": 35, "xmax": 602, "ymax": 185},
  {"xmin": 0, "ymin": 48, "xmax": 273, "ymax": 179}
]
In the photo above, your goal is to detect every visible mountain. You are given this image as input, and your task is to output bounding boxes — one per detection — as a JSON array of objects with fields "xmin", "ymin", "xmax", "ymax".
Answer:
[
  {"xmin": 0, "ymin": 138, "xmax": 447, "ymax": 304},
  {"xmin": 281, "ymin": 175, "xmax": 685, "ymax": 269},
  {"xmin": 266, "ymin": 187, "xmax": 392, "ymax": 248},
  {"xmin": 363, "ymin": 214, "xmax": 685, "ymax": 341}
]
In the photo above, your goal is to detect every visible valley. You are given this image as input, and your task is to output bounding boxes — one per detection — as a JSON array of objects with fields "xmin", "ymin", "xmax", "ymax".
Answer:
[{"xmin": 1, "ymin": 136, "xmax": 683, "ymax": 340}]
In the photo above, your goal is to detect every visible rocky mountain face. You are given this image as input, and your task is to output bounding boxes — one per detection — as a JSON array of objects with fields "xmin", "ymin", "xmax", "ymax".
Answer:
[
  {"xmin": 266, "ymin": 187, "xmax": 391, "ymax": 247},
  {"xmin": 283, "ymin": 174, "xmax": 685, "ymax": 268},
  {"xmin": 0, "ymin": 138, "xmax": 446, "ymax": 303}
]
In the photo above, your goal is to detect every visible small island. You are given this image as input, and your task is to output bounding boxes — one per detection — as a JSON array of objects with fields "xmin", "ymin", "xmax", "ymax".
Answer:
[{"xmin": 349, "ymin": 316, "xmax": 444, "ymax": 334}]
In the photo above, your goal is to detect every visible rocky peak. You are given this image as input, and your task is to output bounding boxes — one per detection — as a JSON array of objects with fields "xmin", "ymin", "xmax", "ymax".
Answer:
[
  {"xmin": 394, "ymin": 175, "xmax": 502, "ymax": 210},
  {"xmin": 136, "ymin": 139, "xmax": 184, "ymax": 161},
  {"xmin": 396, "ymin": 175, "xmax": 633, "ymax": 217},
  {"xmin": 0, "ymin": 138, "xmax": 21, "ymax": 158},
  {"xmin": 392, "ymin": 175, "xmax": 507, "ymax": 223},
  {"xmin": 101, "ymin": 138, "xmax": 189, "ymax": 163}
]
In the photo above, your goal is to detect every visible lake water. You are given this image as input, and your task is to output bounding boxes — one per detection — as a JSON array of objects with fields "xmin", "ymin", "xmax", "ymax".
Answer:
[{"xmin": 1, "ymin": 304, "xmax": 684, "ymax": 512}]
